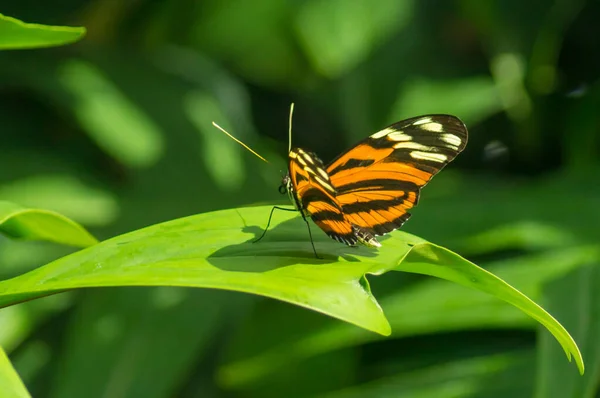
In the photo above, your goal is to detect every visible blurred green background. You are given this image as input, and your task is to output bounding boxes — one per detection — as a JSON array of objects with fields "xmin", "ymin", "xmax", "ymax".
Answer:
[{"xmin": 1, "ymin": 0, "xmax": 600, "ymax": 397}]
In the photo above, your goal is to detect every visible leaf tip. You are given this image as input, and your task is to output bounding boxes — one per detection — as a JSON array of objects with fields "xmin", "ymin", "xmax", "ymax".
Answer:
[
  {"xmin": 575, "ymin": 354, "xmax": 585, "ymax": 375},
  {"xmin": 374, "ymin": 319, "xmax": 392, "ymax": 337},
  {"xmin": 563, "ymin": 342, "xmax": 585, "ymax": 375}
]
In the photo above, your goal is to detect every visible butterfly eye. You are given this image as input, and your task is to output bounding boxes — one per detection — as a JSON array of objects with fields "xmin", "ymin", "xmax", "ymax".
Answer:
[{"xmin": 278, "ymin": 184, "xmax": 287, "ymax": 195}]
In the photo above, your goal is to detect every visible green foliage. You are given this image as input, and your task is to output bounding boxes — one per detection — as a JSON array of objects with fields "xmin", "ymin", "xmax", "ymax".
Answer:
[
  {"xmin": 59, "ymin": 60, "xmax": 164, "ymax": 168},
  {"xmin": 0, "ymin": 207, "xmax": 391, "ymax": 335},
  {"xmin": 389, "ymin": 77, "xmax": 502, "ymax": 126},
  {"xmin": 0, "ymin": 207, "xmax": 584, "ymax": 371},
  {"xmin": 0, "ymin": 13, "xmax": 85, "ymax": 50},
  {"xmin": 219, "ymin": 245, "xmax": 596, "ymax": 386},
  {"xmin": 0, "ymin": 201, "xmax": 97, "ymax": 247},
  {"xmin": 317, "ymin": 352, "xmax": 535, "ymax": 398},
  {"xmin": 1, "ymin": 0, "xmax": 599, "ymax": 397},
  {"xmin": 296, "ymin": 0, "xmax": 414, "ymax": 77},
  {"xmin": 0, "ymin": 346, "xmax": 30, "ymax": 398}
]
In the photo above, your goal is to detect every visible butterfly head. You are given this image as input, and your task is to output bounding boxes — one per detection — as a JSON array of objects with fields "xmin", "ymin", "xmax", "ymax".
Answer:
[
  {"xmin": 279, "ymin": 173, "xmax": 299, "ymax": 210},
  {"xmin": 278, "ymin": 174, "xmax": 290, "ymax": 195}
]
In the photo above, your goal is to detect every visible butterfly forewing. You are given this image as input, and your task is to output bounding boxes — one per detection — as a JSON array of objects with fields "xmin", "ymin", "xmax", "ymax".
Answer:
[{"xmin": 326, "ymin": 115, "xmax": 468, "ymax": 238}]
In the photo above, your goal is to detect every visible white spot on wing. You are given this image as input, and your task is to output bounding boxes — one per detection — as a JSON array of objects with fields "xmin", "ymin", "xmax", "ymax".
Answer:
[
  {"xmin": 393, "ymin": 142, "xmax": 434, "ymax": 151},
  {"xmin": 304, "ymin": 166, "xmax": 316, "ymax": 175},
  {"xmin": 314, "ymin": 175, "xmax": 335, "ymax": 192},
  {"xmin": 410, "ymin": 151, "xmax": 447, "ymax": 163},
  {"xmin": 316, "ymin": 167, "xmax": 329, "ymax": 179},
  {"xmin": 371, "ymin": 127, "xmax": 396, "ymax": 139},
  {"xmin": 420, "ymin": 122, "xmax": 444, "ymax": 132},
  {"xmin": 412, "ymin": 117, "xmax": 432, "ymax": 126},
  {"xmin": 440, "ymin": 133, "xmax": 462, "ymax": 148},
  {"xmin": 388, "ymin": 131, "xmax": 412, "ymax": 141}
]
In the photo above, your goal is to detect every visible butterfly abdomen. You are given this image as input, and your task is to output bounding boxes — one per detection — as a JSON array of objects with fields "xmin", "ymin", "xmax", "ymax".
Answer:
[{"xmin": 352, "ymin": 226, "xmax": 381, "ymax": 248}]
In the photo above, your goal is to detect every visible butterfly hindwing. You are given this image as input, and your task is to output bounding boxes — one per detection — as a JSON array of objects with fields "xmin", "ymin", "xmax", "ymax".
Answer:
[
  {"xmin": 326, "ymin": 115, "xmax": 468, "ymax": 238},
  {"xmin": 288, "ymin": 148, "xmax": 357, "ymax": 245}
]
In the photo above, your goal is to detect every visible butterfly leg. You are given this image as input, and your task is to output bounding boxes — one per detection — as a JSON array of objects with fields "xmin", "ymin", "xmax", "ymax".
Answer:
[
  {"xmin": 253, "ymin": 206, "xmax": 322, "ymax": 259},
  {"xmin": 253, "ymin": 206, "xmax": 296, "ymax": 243},
  {"xmin": 301, "ymin": 216, "xmax": 322, "ymax": 259}
]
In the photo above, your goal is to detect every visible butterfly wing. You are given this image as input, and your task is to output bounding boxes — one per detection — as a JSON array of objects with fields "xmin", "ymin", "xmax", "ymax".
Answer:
[
  {"xmin": 327, "ymin": 115, "xmax": 468, "ymax": 238},
  {"xmin": 288, "ymin": 148, "xmax": 357, "ymax": 245}
]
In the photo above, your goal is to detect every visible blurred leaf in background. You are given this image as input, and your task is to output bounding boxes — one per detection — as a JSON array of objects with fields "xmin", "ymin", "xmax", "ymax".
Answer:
[
  {"xmin": 0, "ymin": 346, "xmax": 30, "ymax": 398},
  {"xmin": 0, "ymin": 13, "xmax": 85, "ymax": 50},
  {"xmin": 1, "ymin": 0, "xmax": 600, "ymax": 397}
]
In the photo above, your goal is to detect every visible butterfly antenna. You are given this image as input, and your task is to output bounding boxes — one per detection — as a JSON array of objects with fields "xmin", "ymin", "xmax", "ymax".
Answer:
[
  {"xmin": 211, "ymin": 122, "xmax": 269, "ymax": 163},
  {"xmin": 288, "ymin": 102, "xmax": 294, "ymax": 153}
]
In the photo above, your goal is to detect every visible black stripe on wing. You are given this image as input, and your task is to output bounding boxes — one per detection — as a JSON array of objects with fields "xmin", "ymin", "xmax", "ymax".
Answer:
[{"xmin": 328, "ymin": 114, "xmax": 468, "ymax": 176}]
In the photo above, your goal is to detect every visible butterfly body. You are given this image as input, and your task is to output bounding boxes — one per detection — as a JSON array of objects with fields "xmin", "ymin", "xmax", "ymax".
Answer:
[{"xmin": 278, "ymin": 114, "xmax": 468, "ymax": 249}]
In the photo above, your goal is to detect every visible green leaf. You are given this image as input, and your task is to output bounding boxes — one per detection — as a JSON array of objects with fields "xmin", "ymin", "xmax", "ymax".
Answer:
[
  {"xmin": 219, "ymin": 246, "xmax": 595, "ymax": 387},
  {"xmin": 0, "ymin": 206, "xmax": 392, "ymax": 335},
  {"xmin": 0, "ymin": 206, "xmax": 583, "ymax": 375},
  {"xmin": 393, "ymin": 244, "xmax": 584, "ymax": 375},
  {"xmin": 0, "ymin": 201, "xmax": 97, "ymax": 248},
  {"xmin": 0, "ymin": 345, "xmax": 31, "ymax": 398},
  {"xmin": 0, "ymin": 13, "xmax": 85, "ymax": 50},
  {"xmin": 0, "ymin": 175, "xmax": 119, "ymax": 227}
]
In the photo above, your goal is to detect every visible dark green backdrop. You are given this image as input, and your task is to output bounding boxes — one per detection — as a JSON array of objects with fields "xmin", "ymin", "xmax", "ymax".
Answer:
[{"xmin": 1, "ymin": 1, "xmax": 599, "ymax": 397}]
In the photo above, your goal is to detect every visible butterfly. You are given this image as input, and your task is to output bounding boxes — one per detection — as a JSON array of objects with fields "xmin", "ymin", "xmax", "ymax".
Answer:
[{"xmin": 213, "ymin": 107, "xmax": 468, "ymax": 258}]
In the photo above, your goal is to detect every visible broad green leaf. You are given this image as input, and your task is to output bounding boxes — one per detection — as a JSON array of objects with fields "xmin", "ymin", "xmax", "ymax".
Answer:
[
  {"xmin": 0, "ymin": 201, "xmax": 97, "ymax": 248},
  {"xmin": 0, "ymin": 345, "xmax": 31, "ymax": 398},
  {"xmin": 0, "ymin": 207, "xmax": 583, "ymax": 374},
  {"xmin": 391, "ymin": 244, "xmax": 583, "ymax": 374},
  {"xmin": 0, "ymin": 13, "xmax": 85, "ymax": 50},
  {"xmin": 219, "ymin": 246, "xmax": 595, "ymax": 387},
  {"xmin": 0, "ymin": 206, "xmax": 392, "ymax": 335}
]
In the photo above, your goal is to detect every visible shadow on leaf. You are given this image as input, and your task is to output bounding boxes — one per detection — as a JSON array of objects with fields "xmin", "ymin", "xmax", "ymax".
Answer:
[{"xmin": 207, "ymin": 215, "xmax": 381, "ymax": 272}]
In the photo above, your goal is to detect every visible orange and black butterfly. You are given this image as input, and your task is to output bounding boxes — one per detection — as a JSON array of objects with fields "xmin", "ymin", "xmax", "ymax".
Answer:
[{"xmin": 213, "ymin": 107, "xmax": 468, "ymax": 257}]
